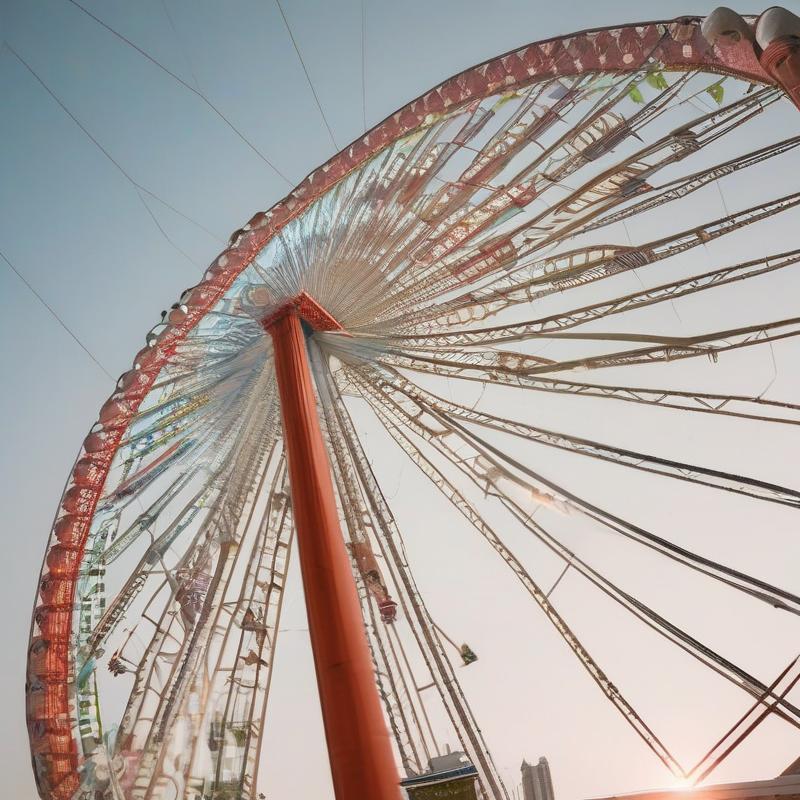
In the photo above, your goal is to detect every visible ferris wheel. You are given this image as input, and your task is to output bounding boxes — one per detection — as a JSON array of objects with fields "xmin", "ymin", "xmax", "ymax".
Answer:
[{"xmin": 25, "ymin": 7, "xmax": 800, "ymax": 800}]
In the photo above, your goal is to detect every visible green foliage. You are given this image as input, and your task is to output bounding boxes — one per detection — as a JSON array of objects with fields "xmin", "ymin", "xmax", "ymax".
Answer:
[
  {"xmin": 493, "ymin": 91, "xmax": 522, "ymax": 111},
  {"xmin": 645, "ymin": 71, "xmax": 668, "ymax": 91},
  {"xmin": 706, "ymin": 81, "xmax": 725, "ymax": 105},
  {"xmin": 628, "ymin": 84, "xmax": 644, "ymax": 104}
]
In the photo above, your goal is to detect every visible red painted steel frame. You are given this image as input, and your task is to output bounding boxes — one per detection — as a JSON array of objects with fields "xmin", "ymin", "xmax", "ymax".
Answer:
[{"xmin": 265, "ymin": 306, "xmax": 401, "ymax": 800}]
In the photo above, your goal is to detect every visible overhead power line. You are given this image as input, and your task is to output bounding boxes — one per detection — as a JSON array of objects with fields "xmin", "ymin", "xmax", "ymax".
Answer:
[
  {"xmin": 4, "ymin": 42, "xmax": 223, "ymax": 263},
  {"xmin": 136, "ymin": 188, "xmax": 203, "ymax": 269},
  {"xmin": 0, "ymin": 248, "xmax": 114, "ymax": 381},
  {"xmin": 361, "ymin": 0, "xmax": 367, "ymax": 133},
  {"xmin": 64, "ymin": 0, "xmax": 293, "ymax": 186},
  {"xmin": 159, "ymin": 0, "xmax": 203, "ymax": 94},
  {"xmin": 274, "ymin": 0, "xmax": 339, "ymax": 151}
]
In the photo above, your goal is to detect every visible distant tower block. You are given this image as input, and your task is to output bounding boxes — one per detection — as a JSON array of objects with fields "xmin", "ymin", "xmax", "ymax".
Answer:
[{"xmin": 521, "ymin": 757, "xmax": 555, "ymax": 800}]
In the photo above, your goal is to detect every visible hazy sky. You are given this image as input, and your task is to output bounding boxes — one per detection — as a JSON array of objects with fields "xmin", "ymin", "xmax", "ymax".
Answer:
[{"xmin": 2, "ymin": 2, "xmax": 800, "ymax": 799}]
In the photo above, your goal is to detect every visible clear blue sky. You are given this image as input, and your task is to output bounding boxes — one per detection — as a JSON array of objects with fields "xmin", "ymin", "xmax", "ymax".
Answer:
[{"xmin": 2, "ymin": 2, "xmax": 800, "ymax": 799}]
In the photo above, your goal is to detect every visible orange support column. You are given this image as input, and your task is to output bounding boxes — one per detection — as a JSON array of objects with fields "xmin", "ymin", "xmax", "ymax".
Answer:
[{"xmin": 265, "ymin": 305, "xmax": 401, "ymax": 800}]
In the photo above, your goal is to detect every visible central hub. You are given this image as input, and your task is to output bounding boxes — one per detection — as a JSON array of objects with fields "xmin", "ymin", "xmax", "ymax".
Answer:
[{"xmin": 259, "ymin": 291, "xmax": 344, "ymax": 334}]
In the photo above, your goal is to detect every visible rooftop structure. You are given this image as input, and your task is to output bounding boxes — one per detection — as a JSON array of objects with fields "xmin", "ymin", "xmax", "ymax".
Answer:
[
  {"xmin": 401, "ymin": 752, "xmax": 480, "ymax": 800},
  {"xmin": 591, "ymin": 759, "xmax": 800, "ymax": 800}
]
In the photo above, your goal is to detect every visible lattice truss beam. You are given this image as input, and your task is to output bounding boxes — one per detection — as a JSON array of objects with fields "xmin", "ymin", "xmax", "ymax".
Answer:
[{"xmin": 26, "ymin": 30, "xmax": 800, "ymax": 800}]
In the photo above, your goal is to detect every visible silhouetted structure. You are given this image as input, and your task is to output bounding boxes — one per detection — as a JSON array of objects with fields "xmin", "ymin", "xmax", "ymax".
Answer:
[
  {"xmin": 521, "ymin": 757, "xmax": 555, "ymax": 800},
  {"xmin": 589, "ymin": 757, "xmax": 800, "ymax": 800}
]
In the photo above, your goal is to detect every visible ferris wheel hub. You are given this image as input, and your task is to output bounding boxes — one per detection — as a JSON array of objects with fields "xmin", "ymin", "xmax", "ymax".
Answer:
[{"xmin": 259, "ymin": 291, "xmax": 344, "ymax": 334}]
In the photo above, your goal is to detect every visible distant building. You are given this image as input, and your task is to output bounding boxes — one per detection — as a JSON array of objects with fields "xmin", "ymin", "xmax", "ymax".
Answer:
[
  {"xmin": 401, "ymin": 751, "xmax": 479, "ymax": 800},
  {"xmin": 522, "ymin": 757, "xmax": 555, "ymax": 800}
]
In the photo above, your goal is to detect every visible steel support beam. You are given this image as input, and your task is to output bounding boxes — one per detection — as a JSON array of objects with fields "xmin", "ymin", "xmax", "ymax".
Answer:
[{"xmin": 264, "ymin": 301, "xmax": 400, "ymax": 800}]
